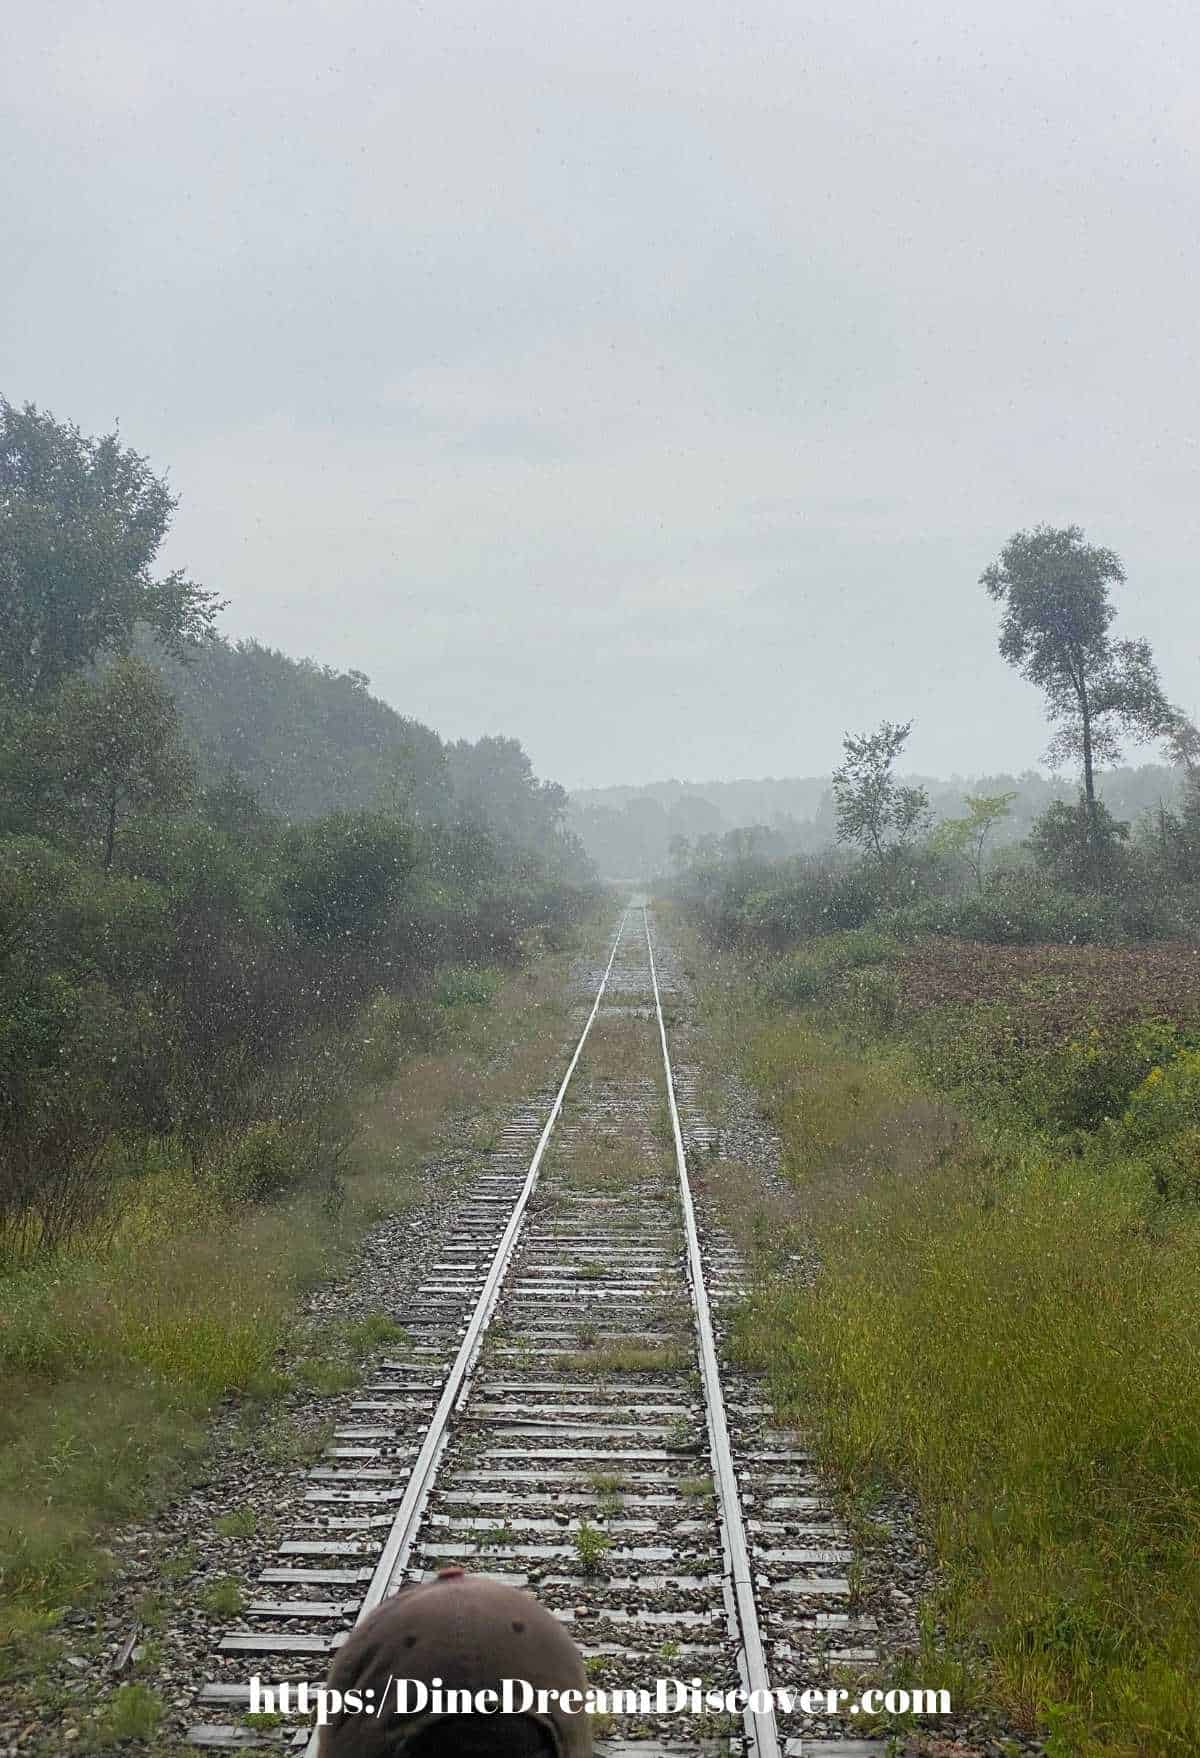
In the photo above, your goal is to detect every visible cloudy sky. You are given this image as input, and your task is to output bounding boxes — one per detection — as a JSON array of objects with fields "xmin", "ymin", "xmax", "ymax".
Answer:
[{"xmin": 4, "ymin": 1, "xmax": 1198, "ymax": 787}]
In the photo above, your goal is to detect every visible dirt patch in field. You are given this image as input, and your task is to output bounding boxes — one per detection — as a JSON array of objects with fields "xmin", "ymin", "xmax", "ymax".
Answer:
[{"xmin": 897, "ymin": 938, "xmax": 1200, "ymax": 1032}]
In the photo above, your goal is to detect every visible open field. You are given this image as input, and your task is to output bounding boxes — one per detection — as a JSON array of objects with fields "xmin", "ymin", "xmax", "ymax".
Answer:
[{"xmin": 894, "ymin": 938, "xmax": 1200, "ymax": 1033}]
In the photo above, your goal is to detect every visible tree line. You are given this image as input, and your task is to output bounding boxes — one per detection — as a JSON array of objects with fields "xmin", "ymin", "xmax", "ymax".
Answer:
[
  {"xmin": 0, "ymin": 398, "xmax": 595, "ymax": 1248},
  {"xmin": 677, "ymin": 524, "xmax": 1200, "ymax": 946},
  {"xmin": 573, "ymin": 763, "xmax": 1185, "ymax": 879}
]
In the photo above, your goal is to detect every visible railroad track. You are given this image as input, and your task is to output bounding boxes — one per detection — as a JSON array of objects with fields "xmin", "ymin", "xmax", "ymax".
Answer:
[{"xmin": 186, "ymin": 905, "xmax": 885, "ymax": 1756}]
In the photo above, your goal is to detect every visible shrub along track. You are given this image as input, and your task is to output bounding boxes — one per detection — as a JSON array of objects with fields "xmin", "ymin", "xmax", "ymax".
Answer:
[{"xmin": 185, "ymin": 907, "xmax": 887, "ymax": 1756}]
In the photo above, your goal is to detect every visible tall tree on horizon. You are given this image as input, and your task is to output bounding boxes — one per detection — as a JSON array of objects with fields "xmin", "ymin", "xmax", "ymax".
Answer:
[{"xmin": 980, "ymin": 524, "xmax": 1172, "ymax": 850}]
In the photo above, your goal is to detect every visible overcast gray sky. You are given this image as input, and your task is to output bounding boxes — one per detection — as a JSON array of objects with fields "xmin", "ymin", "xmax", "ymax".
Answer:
[{"xmin": 4, "ymin": 1, "xmax": 1198, "ymax": 788}]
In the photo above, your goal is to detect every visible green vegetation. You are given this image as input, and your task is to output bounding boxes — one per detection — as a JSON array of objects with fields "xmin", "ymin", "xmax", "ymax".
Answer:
[
  {"xmin": 929, "ymin": 791, "xmax": 1018, "ymax": 891},
  {"xmin": 574, "ymin": 763, "xmax": 1194, "ymax": 881},
  {"xmin": 572, "ymin": 1520, "xmax": 612, "ymax": 1574},
  {"xmin": 476, "ymin": 1523, "xmax": 512, "ymax": 1551},
  {"xmin": 588, "ymin": 1470, "xmax": 625, "ymax": 1516},
  {"xmin": 94, "ymin": 1683, "xmax": 164, "ymax": 1746},
  {"xmin": 1, "ymin": 400, "xmax": 596, "ymax": 1255},
  {"xmin": 691, "ymin": 921, "xmax": 1200, "ymax": 1755},
  {"xmin": 290, "ymin": 1312, "xmax": 407, "ymax": 1393},
  {"xmin": 678, "ymin": 1475, "xmax": 712, "ymax": 1499},
  {"xmin": 0, "ymin": 400, "xmax": 222, "ymax": 700},
  {"xmin": 0, "ymin": 944, "xmax": 587, "ymax": 1648},
  {"xmin": 213, "ymin": 1507, "xmax": 257, "ymax": 1540},
  {"xmin": 830, "ymin": 718, "xmax": 931, "ymax": 859},
  {"xmin": 981, "ymin": 524, "xmax": 1174, "ymax": 854},
  {"xmin": 198, "ymin": 1574, "xmax": 245, "ymax": 1616},
  {"xmin": 664, "ymin": 1414, "xmax": 697, "ymax": 1453},
  {"xmin": 559, "ymin": 1339, "xmax": 690, "ymax": 1374},
  {"xmin": 0, "ymin": 398, "xmax": 598, "ymax": 1700},
  {"xmin": 587, "ymin": 1470, "xmax": 625, "ymax": 1493},
  {"xmin": 579, "ymin": 523, "xmax": 1199, "ymax": 889},
  {"xmin": 673, "ymin": 531, "xmax": 1200, "ymax": 1754}
]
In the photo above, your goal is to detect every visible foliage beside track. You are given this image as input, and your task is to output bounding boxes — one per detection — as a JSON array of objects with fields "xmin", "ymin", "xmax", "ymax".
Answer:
[
  {"xmin": 0, "ymin": 395, "xmax": 603, "ymax": 1695},
  {"xmin": 0, "ymin": 401, "xmax": 597, "ymax": 1252},
  {"xmin": 686, "ymin": 923, "xmax": 1200, "ymax": 1758},
  {"xmin": 0, "ymin": 928, "xmax": 592, "ymax": 1653}
]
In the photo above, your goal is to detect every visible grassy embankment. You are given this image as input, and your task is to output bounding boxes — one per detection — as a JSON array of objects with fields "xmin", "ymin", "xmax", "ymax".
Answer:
[
  {"xmin": 680, "ymin": 915, "xmax": 1200, "ymax": 1758},
  {"xmin": 0, "ymin": 914, "xmax": 608, "ymax": 1671}
]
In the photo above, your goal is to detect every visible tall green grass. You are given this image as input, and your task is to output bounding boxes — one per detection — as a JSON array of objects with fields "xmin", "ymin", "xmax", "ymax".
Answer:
[
  {"xmin": 733, "ymin": 1007, "xmax": 1200, "ymax": 1757},
  {"xmin": 0, "ymin": 1174, "xmax": 339, "ymax": 1611},
  {"xmin": 0, "ymin": 940, "xmax": 588, "ymax": 1634}
]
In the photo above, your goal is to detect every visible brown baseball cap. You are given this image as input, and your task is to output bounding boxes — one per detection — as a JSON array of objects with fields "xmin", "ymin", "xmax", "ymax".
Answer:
[{"xmin": 317, "ymin": 1569, "xmax": 593, "ymax": 1757}]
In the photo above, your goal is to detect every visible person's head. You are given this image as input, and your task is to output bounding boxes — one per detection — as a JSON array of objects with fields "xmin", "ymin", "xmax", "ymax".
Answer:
[{"xmin": 317, "ymin": 1569, "xmax": 593, "ymax": 1758}]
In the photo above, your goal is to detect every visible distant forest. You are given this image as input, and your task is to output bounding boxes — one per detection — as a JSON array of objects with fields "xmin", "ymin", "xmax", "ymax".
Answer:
[
  {"xmin": 0, "ymin": 397, "xmax": 595, "ymax": 1255},
  {"xmin": 149, "ymin": 633, "xmax": 584, "ymax": 862},
  {"xmin": 569, "ymin": 766, "xmax": 1186, "ymax": 878}
]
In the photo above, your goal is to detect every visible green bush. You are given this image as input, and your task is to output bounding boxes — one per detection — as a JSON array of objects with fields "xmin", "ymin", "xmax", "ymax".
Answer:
[
  {"xmin": 843, "ymin": 965, "xmax": 901, "ymax": 1037},
  {"xmin": 760, "ymin": 951, "xmax": 832, "ymax": 1006},
  {"xmin": 893, "ymin": 873, "xmax": 1195, "ymax": 946},
  {"xmin": 96, "ymin": 1683, "xmax": 163, "ymax": 1744},
  {"xmin": 1138, "ymin": 1133, "xmax": 1200, "ymax": 1204},
  {"xmin": 760, "ymin": 929, "xmax": 900, "ymax": 1009},
  {"xmin": 750, "ymin": 863, "xmax": 1199, "ymax": 951},
  {"xmin": 276, "ymin": 811, "xmax": 416, "ymax": 946},
  {"xmin": 736, "ymin": 860, "xmax": 889, "ymax": 945},
  {"xmin": 1121, "ymin": 1051, "xmax": 1200, "ymax": 1200},
  {"xmin": 941, "ymin": 878, "xmax": 1123, "ymax": 945},
  {"xmin": 1023, "ymin": 1019, "xmax": 1182, "ymax": 1130},
  {"xmin": 920, "ymin": 1010, "xmax": 1184, "ymax": 1133},
  {"xmin": 357, "ymin": 991, "xmax": 447, "ymax": 1070},
  {"xmin": 216, "ymin": 1120, "xmax": 315, "ymax": 1201},
  {"xmin": 1123, "ymin": 1048, "xmax": 1200, "ymax": 1143},
  {"xmin": 434, "ymin": 964, "xmax": 502, "ymax": 1008}
]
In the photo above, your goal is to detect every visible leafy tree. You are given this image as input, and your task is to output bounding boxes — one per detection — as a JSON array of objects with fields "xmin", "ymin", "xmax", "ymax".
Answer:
[
  {"xmin": 831, "ymin": 720, "xmax": 930, "ymax": 860},
  {"xmin": 199, "ymin": 763, "xmax": 273, "ymax": 842},
  {"xmin": 930, "ymin": 791, "xmax": 1017, "ymax": 891},
  {"xmin": 53, "ymin": 657, "xmax": 196, "ymax": 868},
  {"xmin": 1161, "ymin": 709, "xmax": 1200, "ymax": 776},
  {"xmin": 1143, "ymin": 710, "xmax": 1200, "ymax": 882},
  {"xmin": 0, "ymin": 692, "xmax": 58, "ymax": 837},
  {"xmin": 1152, "ymin": 792, "xmax": 1200, "ymax": 885},
  {"xmin": 277, "ymin": 811, "xmax": 417, "ymax": 946},
  {"xmin": 0, "ymin": 399, "xmax": 222, "ymax": 697},
  {"xmin": 1028, "ymin": 795, "xmax": 1130, "ymax": 890},
  {"xmin": 0, "ymin": 836, "xmax": 174, "ymax": 1241},
  {"xmin": 981, "ymin": 526, "xmax": 1172, "ymax": 848},
  {"xmin": 153, "ymin": 636, "xmax": 453, "ymax": 822},
  {"xmin": 0, "ymin": 399, "xmax": 597, "ymax": 1246},
  {"xmin": 446, "ymin": 735, "xmax": 568, "ymax": 851}
]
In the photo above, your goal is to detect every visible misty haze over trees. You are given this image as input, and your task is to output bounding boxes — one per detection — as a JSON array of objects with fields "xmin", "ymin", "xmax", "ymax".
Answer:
[
  {"xmin": 570, "ymin": 763, "xmax": 1187, "ymax": 881},
  {"xmin": 666, "ymin": 525, "xmax": 1200, "ymax": 949},
  {"xmin": 572, "ymin": 526, "xmax": 1195, "ymax": 890},
  {"xmin": 0, "ymin": 399, "xmax": 593, "ymax": 1249}
]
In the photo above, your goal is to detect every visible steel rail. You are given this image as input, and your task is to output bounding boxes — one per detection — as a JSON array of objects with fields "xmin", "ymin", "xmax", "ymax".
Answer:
[
  {"xmin": 642, "ymin": 906, "xmax": 782, "ymax": 1758},
  {"xmin": 303, "ymin": 909, "xmax": 631, "ymax": 1756}
]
